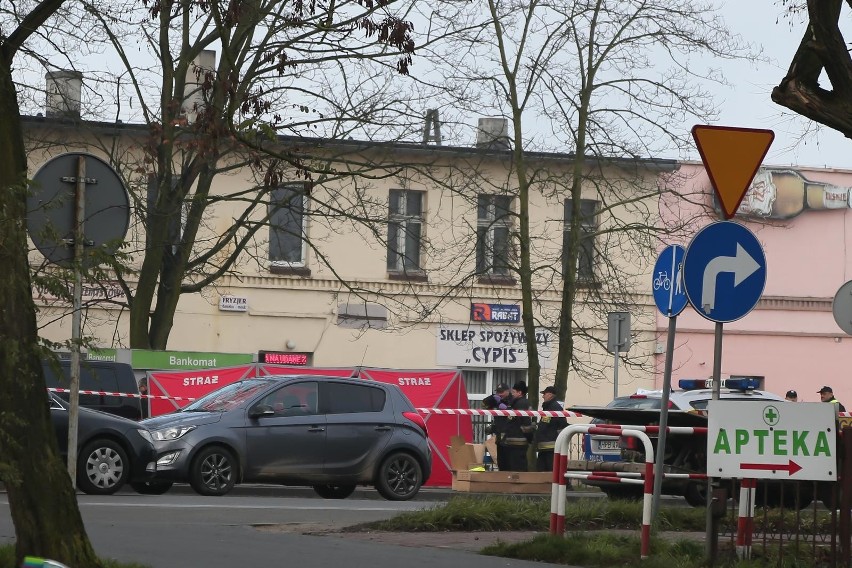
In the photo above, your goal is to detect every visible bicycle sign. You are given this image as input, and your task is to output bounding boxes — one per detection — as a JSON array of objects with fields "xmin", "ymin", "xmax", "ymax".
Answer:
[
  {"xmin": 652, "ymin": 244, "xmax": 687, "ymax": 317},
  {"xmin": 654, "ymin": 271, "xmax": 672, "ymax": 291}
]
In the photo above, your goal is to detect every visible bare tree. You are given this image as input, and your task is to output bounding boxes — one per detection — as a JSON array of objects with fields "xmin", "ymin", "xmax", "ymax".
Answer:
[
  {"xmin": 772, "ymin": 1, "xmax": 852, "ymax": 137},
  {"xmin": 21, "ymin": 0, "xmax": 427, "ymax": 349},
  {"xmin": 423, "ymin": 0, "xmax": 750, "ymax": 404},
  {"xmin": 0, "ymin": 1, "xmax": 104, "ymax": 565}
]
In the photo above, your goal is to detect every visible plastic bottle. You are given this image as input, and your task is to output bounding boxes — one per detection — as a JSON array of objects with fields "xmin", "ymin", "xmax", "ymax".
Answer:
[{"xmin": 738, "ymin": 169, "xmax": 852, "ymax": 219}]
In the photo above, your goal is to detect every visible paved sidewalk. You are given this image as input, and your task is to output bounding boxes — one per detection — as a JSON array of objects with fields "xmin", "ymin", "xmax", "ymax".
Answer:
[{"xmin": 328, "ymin": 529, "xmax": 545, "ymax": 552}]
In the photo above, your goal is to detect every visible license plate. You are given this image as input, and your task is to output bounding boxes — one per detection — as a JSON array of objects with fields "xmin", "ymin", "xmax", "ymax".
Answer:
[{"xmin": 596, "ymin": 439, "xmax": 620, "ymax": 451}]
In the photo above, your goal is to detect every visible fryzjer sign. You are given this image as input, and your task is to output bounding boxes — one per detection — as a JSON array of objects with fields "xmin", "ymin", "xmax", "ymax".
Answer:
[
  {"xmin": 437, "ymin": 324, "xmax": 554, "ymax": 369},
  {"xmin": 707, "ymin": 401, "xmax": 837, "ymax": 481}
]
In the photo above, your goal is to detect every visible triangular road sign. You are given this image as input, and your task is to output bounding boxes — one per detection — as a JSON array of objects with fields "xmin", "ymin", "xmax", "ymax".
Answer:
[{"xmin": 692, "ymin": 125, "xmax": 774, "ymax": 219}]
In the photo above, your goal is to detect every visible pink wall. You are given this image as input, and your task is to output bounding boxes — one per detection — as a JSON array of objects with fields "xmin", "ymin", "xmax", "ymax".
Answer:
[{"xmin": 655, "ymin": 163, "xmax": 852, "ymax": 407}]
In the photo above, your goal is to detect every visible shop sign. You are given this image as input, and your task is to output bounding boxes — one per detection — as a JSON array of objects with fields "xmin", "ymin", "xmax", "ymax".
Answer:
[{"xmin": 437, "ymin": 324, "xmax": 553, "ymax": 368}]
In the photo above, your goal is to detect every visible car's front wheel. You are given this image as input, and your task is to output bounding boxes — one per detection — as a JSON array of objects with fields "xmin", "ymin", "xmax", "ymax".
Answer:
[
  {"xmin": 313, "ymin": 484, "xmax": 357, "ymax": 499},
  {"xmin": 130, "ymin": 481, "xmax": 174, "ymax": 495},
  {"xmin": 375, "ymin": 452, "xmax": 422, "ymax": 501},
  {"xmin": 77, "ymin": 439, "xmax": 129, "ymax": 495},
  {"xmin": 189, "ymin": 446, "xmax": 237, "ymax": 496},
  {"xmin": 684, "ymin": 482, "xmax": 708, "ymax": 507}
]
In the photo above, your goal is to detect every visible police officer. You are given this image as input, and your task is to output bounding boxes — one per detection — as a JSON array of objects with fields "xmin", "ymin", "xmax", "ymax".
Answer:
[
  {"xmin": 501, "ymin": 381, "xmax": 533, "ymax": 471},
  {"xmin": 482, "ymin": 383, "xmax": 511, "ymax": 470},
  {"xmin": 534, "ymin": 386, "xmax": 568, "ymax": 472},
  {"xmin": 818, "ymin": 385, "xmax": 846, "ymax": 412}
]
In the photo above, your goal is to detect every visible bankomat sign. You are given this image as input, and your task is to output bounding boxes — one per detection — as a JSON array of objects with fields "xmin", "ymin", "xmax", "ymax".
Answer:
[{"xmin": 436, "ymin": 324, "xmax": 553, "ymax": 369}]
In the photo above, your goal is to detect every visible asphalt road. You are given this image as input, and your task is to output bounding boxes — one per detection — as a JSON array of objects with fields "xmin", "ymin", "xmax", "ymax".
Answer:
[{"xmin": 0, "ymin": 487, "xmax": 565, "ymax": 568}]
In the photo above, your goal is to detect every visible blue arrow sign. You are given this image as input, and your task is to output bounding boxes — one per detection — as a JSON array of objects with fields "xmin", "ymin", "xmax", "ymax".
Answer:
[
  {"xmin": 683, "ymin": 221, "xmax": 766, "ymax": 323},
  {"xmin": 652, "ymin": 245, "xmax": 687, "ymax": 317}
]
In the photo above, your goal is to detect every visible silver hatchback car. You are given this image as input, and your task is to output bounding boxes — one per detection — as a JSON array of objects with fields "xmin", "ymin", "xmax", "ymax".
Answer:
[{"xmin": 141, "ymin": 375, "xmax": 432, "ymax": 500}]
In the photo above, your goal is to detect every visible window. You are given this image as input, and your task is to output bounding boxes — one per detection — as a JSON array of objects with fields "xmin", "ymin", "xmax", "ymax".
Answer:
[
  {"xmin": 337, "ymin": 302, "xmax": 388, "ymax": 330},
  {"xmin": 146, "ymin": 174, "xmax": 186, "ymax": 254},
  {"xmin": 322, "ymin": 383, "xmax": 386, "ymax": 414},
  {"xmin": 387, "ymin": 189, "xmax": 424, "ymax": 273},
  {"xmin": 269, "ymin": 183, "xmax": 308, "ymax": 266},
  {"xmin": 258, "ymin": 382, "xmax": 318, "ymax": 416},
  {"xmin": 476, "ymin": 195, "xmax": 513, "ymax": 277},
  {"xmin": 563, "ymin": 199, "xmax": 598, "ymax": 282}
]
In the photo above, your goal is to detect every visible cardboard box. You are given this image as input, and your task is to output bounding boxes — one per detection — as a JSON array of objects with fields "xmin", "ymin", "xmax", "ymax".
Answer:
[
  {"xmin": 484, "ymin": 436, "xmax": 498, "ymax": 464},
  {"xmin": 451, "ymin": 471, "xmax": 552, "ymax": 493},
  {"xmin": 448, "ymin": 435, "xmax": 485, "ymax": 472}
]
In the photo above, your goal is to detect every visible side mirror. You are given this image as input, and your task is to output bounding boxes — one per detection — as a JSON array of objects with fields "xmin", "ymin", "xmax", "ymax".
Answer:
[{"xmin": 249, "ymin": 405, "xmax": 275, "ymax": 419}]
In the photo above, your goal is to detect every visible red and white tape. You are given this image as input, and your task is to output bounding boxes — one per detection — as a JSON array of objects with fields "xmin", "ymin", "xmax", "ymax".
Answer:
[
  {"xmin": 415, "ymin": 408, "xmax": 585, "ymax": 418},
  {"xmin": 48, "ymin": 387, "xmax": 197, "ymax": 402}
]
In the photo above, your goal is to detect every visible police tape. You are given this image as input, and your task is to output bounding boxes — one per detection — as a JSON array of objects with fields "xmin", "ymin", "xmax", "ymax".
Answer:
[
  {"xmin": 416, "ymin": 408, "xmax": 586, "ymax": 418},
  {"xmin": 45, "ymin": 389, "xmax": 852, "ymax": 420},
  {"xmin": 47, "ymin": 387, "xmax": 197, "ymax": 402}
]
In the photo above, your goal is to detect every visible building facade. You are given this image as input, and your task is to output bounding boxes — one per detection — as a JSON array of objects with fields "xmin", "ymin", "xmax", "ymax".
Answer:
[
  {"xmin": 26, "ymin": 115, "xmax": 676, "ymax": 409},
  {"xmin": 658, "ymin": 163, "xmax": 852, "ymax": 408}
]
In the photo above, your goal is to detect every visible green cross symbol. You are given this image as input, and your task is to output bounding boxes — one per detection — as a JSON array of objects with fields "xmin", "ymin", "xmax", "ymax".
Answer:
[{"xmin": 763, "ymin": 405, "xmax": 780, "ymax": 426}]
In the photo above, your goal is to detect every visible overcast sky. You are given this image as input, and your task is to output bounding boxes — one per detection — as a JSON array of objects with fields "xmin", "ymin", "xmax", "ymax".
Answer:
[{"xmin": 708, "ymin": 1, "xmax": 851, "ymax": 170}]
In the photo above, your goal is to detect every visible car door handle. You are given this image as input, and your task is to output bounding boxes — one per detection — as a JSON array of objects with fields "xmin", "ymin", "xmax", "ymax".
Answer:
[
  {"xmin": 375, "ymin": 425, "xmax": 392, "ymax": 431},
  {"xmin": 308, "ymin": 427, "xmax": 325, "ymax": 432}
]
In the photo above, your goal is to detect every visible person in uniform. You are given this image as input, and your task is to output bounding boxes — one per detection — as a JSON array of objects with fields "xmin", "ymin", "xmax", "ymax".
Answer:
[
  {"xmin": 534, "ymin": 386, "xmax": 568, "ymax": 472},
  {"xmin": 501, "ymin": 381, "xmax": 533, "ymax": 471},
  {"xmin": 818, "ymin": 385, "xmax": 846, "ymax": 412},
  {"xmin": 482, "ymin": 383, "xmax": 511, "ymax": 470}
]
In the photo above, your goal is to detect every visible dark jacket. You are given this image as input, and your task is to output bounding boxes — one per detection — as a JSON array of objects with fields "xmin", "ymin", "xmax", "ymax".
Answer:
[
  {"xmin": 534, "ymin": 398, "xmax": 568, "ymax": 450},
  {"xmin": 483, "ymin": 393, "xmax": 511, "ymax": 440},
  {"xmin": 829, "ymin": 397, "xmax": 847, "ymax": 412},
  {"xmin": 503, "ymin": 395, "xmax": 533, "ymax": 446}
]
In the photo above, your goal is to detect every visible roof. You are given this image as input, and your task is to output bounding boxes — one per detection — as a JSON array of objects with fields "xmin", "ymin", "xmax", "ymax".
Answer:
[{"xmin": 21, "ymin": 115, "xmax": 680, "ymax": 172}]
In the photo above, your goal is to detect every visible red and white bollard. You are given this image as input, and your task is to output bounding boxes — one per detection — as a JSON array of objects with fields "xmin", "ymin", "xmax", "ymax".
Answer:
[{"xmin": 736, "ymin": 478, "xmax": 757, "ymax": 559}]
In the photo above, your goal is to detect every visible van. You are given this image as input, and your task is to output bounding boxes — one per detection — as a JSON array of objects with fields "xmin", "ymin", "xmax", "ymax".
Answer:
[{"xmin": 42, "ymin": 359, "xmax": 143, "ymax": 421}]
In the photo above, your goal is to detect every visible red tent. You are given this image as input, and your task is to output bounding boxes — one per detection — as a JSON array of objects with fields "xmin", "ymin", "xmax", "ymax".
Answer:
[
  {"xmin": 147, "ymin": 365, "xmax": 256, "ymax": 417},
  {"xmin": 358, "ymin": 368, "xmax": 472, "ymax": 487},
  {"xmin": 145, "ymin": 363, "xmax": 471, "ymax": 487},
  {"xmin": 258, "ymin": 364, "xmax": 357, "ymax": 378}
]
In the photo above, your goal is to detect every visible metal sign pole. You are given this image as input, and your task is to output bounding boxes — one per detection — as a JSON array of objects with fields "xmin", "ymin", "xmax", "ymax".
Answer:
[
  {"xmin": 651, "ymin": 314, "xmax": 677, "ymax": 521},
  {"xmin": 66, "ymin": 156, "xmax": 86, "ymax": 488},
  {"xmin": 613, "ymin": 331, "xmax": 620, "ymax": 400},
  {"xmin": 705, "ymin": 321, "xmax": 724, "ymax": 563}
]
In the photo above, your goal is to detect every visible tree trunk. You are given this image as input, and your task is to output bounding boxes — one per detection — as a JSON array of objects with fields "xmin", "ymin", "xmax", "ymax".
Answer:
[{"xmin": 0, "ymin": 58, "xmax": 102, "ymax": 568}]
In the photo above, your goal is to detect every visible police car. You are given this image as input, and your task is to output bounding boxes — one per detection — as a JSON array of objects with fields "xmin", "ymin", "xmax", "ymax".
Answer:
[{"xmin": 571, "ymin": 378, "xmax": 792, "ymax": 507}]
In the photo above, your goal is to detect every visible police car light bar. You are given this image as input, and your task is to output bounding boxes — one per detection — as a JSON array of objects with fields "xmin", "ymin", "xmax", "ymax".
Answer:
[{"xmin": 678, "ymin": 378, "xmax": 761, "ymax": 391}]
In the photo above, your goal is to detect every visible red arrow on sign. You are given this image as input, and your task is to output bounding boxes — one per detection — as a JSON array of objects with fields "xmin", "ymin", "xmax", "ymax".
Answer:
[{"xmin": 740, "ymin": 459, "xmax": 802, "ymax": 476}]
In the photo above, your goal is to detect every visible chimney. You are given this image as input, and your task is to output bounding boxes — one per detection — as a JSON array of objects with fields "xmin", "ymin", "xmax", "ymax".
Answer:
[
  {"xmin": 475, "ymin": 117, "xmax": 510, "ymax": 150},
  {"xmin": 45, "ymin": 70, "xmax": 83, "ymax": 119},
  {"xmin": 182, "ymin": 50, "xmax": 216, "ymax": 123}
]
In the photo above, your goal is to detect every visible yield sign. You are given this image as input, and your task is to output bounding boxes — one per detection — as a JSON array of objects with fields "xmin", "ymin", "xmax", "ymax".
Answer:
[{"xmin": 692, "ymin": 125, "xmax": 774, "ymax": 219}]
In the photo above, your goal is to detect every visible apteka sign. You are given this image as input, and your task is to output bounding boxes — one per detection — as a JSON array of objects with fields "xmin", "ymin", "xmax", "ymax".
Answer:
[{"xmin": 707, "ymin": 401, "xmax": 837, "ymax": 481}]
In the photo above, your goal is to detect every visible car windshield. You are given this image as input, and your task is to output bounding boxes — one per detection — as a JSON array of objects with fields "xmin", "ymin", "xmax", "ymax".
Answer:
[
  {"xmin": 607, "ymin": 396, "xmax": 664, "ymax": 410},
  {"xmin": 181, "ymin": 379, "xmax": 271, "ymax": 412}
]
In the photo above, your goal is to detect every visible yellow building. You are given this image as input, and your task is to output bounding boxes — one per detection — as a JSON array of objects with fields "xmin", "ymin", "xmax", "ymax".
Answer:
[{"xmin": 25, "ymin": 111, "xmax": 678, "ymax": 409}]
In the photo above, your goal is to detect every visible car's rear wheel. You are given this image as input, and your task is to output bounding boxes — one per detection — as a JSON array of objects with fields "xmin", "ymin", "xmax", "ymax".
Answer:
[
  {"xmin": 375, "ymin": 452, "xmax": 422, "ymax": 501},
  {"xmin": 77, "ymin": 438, "xmax": 129, "ymax": 495},
  {"xmin": 189, "ymin": 446, "xmax": 237, "ymax": 496},
  {"xmin": 756, "ymin": 483, "xmax": 814, "ymax": 509},
  {"xmin": 313, "ymin": 484, "xmax": 357, "ymax": 499},
  {"xmin": 601, "ymin": 486, "xmax": 642, "ymax": 501},
  {"xmin": 130, "ymin": 481, "xmax": 174, "ymax": 495}
]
